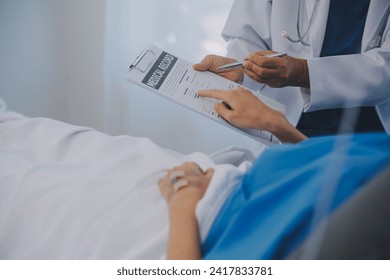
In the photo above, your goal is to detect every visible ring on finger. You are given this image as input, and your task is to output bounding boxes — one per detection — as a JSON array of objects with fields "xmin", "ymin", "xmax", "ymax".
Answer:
[
  {"xmin": 169, "ymin": 170, "xmax": 188, "ymax": 191},
  {"xmin": 173, "ymin": 179, "xmax": 189, "ymax": 192}
]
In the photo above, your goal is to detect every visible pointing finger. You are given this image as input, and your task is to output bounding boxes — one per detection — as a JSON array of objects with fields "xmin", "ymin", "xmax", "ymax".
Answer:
[{"xmin": 197, "ymin": 90, "xmax": 228, "ymax": 101}]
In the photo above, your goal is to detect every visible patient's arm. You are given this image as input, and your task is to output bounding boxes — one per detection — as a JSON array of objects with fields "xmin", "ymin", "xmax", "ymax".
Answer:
[
  {"xmin": 198, "ymin": 87, "xmax": 307, "ymax": 143},
  {"xmin": 158, "ymin": 162, "xmax": 214, "ymax": 260},
  {"xmin": 166, "ymin": 191, "xmax": 202, "ymax": 259}
]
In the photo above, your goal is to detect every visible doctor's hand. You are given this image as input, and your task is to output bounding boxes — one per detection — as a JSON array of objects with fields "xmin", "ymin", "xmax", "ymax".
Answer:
[
  {"xmin": 243, "ymin": 51, "xmax": 310, "ymax": 88},
  {"xmin": 158, "ymin": 162, "xmax": 214, "ymax": 209},
  {"xmin": 198, "ymin": 87, "xmax": 307, "ymax": 143},
  {"xmin": 193, "ymin": 54, "xmax": 244, "ymax": 83},
  {"xmin": 199, "ymin": 87, "xmax": 279, "ymax": 131}
]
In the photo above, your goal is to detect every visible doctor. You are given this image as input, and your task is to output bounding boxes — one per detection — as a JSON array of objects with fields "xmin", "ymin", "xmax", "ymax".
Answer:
[{"xmin": 195, "ymin": 0, "xmax": 390, "ymax": 137}]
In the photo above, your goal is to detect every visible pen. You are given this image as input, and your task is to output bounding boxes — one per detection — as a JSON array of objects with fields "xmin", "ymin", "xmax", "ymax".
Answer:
[{"xmin": 217, "ymin": 52, "xmax": 287, "ymax": 71}]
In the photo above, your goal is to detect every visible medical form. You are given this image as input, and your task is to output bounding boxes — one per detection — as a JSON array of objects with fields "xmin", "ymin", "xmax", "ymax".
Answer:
[{"xmin": 126, "ymin": 44, "xmax": 286, "ymax": 145}]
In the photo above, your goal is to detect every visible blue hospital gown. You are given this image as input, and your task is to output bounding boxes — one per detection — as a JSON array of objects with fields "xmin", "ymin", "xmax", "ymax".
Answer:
[{"xmin": 203, "ymin": 133, "xmax": 390, "ymax": 259}]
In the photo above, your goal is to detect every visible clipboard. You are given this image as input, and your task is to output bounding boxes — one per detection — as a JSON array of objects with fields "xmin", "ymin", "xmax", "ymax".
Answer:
[
  {"xmin": 126, "ymin": 44, "xmax": 286, "ymax": 145},
  {"xmin": 130, "ymin": 49, "xmax": 156, "ymax": 72}
]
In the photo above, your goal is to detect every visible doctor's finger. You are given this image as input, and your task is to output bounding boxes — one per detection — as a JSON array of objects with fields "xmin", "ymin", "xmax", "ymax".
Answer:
[
  {"xmin": 198, "ymin": 89, "xmax": 230, "ymax": 101},
  {"xmin": 245, "ymin": 70, "xmax": 285, "ymax": 87},
  {"xmin": 250, "ymin": 50, "xmax": 276, "ymax": 57},
  {"xmin": 245, "ymin": 70, "xmax": 271, "ymax": 84},
  {"xmin": 246, "ymin": 54, "xmax": 282, "ymax": 69},
  {"xmin": 193, "ymin": 62, "xmax": 210, "ymax": 72},
  {"xmin": 193, "ymin": 55, "xmax": 215, "ymax": 71},
  {"xmin": 244, "ymin": 61, "xmax": 281, "ymax": 75},
  {"xmin": 193, "ymin": 55, "xmax": 226, "ymax": 71},
  {"xmin": 245, "ymin": 67, "xmax": 280, "ymax": 82},
  {"xmin": 214, "ymin": 102, "xmax": 234, "ymax": 121}
]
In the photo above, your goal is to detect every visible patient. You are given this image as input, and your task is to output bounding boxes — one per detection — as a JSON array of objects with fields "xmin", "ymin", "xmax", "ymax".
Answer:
[
  {"xmin": 0, "ymin": 95, "xmax": 389, "ymax": 260},
  {"xmin": 157, "ymin": 88, "xmax": 390, "ymax": 259}
]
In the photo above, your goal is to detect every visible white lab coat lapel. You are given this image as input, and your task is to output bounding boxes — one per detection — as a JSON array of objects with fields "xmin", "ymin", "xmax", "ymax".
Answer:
[
  {"xmin": 306, "ymin": 0, "xmax": 330, "ymax": 57},
  {"xmin": 361, "ymin": 0, "xmax": 390, "ymax": 51}
]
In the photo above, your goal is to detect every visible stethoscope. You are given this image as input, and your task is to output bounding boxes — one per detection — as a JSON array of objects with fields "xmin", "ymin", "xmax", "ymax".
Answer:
[
  {"xmin": 281, "ymin": 0, "xmax": 390, "ymax": 50},
  {"xmin": 281, "ymin": 0, "xmax": 319, "ymax": 47}
]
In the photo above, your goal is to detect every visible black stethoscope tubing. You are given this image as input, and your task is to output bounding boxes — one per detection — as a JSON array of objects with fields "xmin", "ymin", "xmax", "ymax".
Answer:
[{"xmin": 282, "ymin": 0, "xmax": 389, "ymax": 50}]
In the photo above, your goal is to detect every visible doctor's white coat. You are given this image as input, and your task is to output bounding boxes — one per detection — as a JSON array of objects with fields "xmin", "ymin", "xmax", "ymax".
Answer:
[{"xmin": 222, "ymin": 0, "xmax": 390, "ymax": 133}]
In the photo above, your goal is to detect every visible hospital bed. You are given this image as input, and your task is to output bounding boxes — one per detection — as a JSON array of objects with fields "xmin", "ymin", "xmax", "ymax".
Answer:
[
  {"xmin": 0, "ymin": 106, "xmax": 252, "ymax": 259},
  {"xmin": 1, "ymin": 100, "xmax": 389, "ymax": 259}
]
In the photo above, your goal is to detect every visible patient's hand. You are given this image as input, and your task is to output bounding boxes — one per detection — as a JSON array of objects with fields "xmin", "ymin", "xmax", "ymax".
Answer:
[
  {"xmin": 158, "ymin": 162, "xmax": 214, "ymax": 260},
  {"xmin": 158, "ymin": 162, "xmax": 214, "ymax": 209},
  {"xmin": 193, "ymin": 54, "xmax": 244, "ymax": 83}
]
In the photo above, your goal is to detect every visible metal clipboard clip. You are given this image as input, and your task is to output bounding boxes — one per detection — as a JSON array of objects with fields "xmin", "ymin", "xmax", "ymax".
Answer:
[{"xmin": 129, "ymin": 49, "xmax": 156, "ymax": 72}]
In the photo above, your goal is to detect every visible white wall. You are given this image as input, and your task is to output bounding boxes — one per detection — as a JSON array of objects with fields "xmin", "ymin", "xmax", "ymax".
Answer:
[
  {"xmin": 62, "ymin": 0, "xmax": 106, "ymax": 130},
  {"xmin": 0, "ymin": 0, "xmax": 106, "ymax": 130},
  {"xmin": 105, "ymin": 0, "xmax": 264, "ymax": 154},
  {"xmin": 0, "ymin": 0, "xmax": 265, "ymax": 155},
  {"xmin": 0, "ymin": 0, "xmax": 68, "ymax": 120}
]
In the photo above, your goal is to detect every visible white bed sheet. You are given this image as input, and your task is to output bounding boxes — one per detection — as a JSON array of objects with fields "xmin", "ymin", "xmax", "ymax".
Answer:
[{"xmin": 0, "ymin": 111, "xmax": 253, "ymax": 259}]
